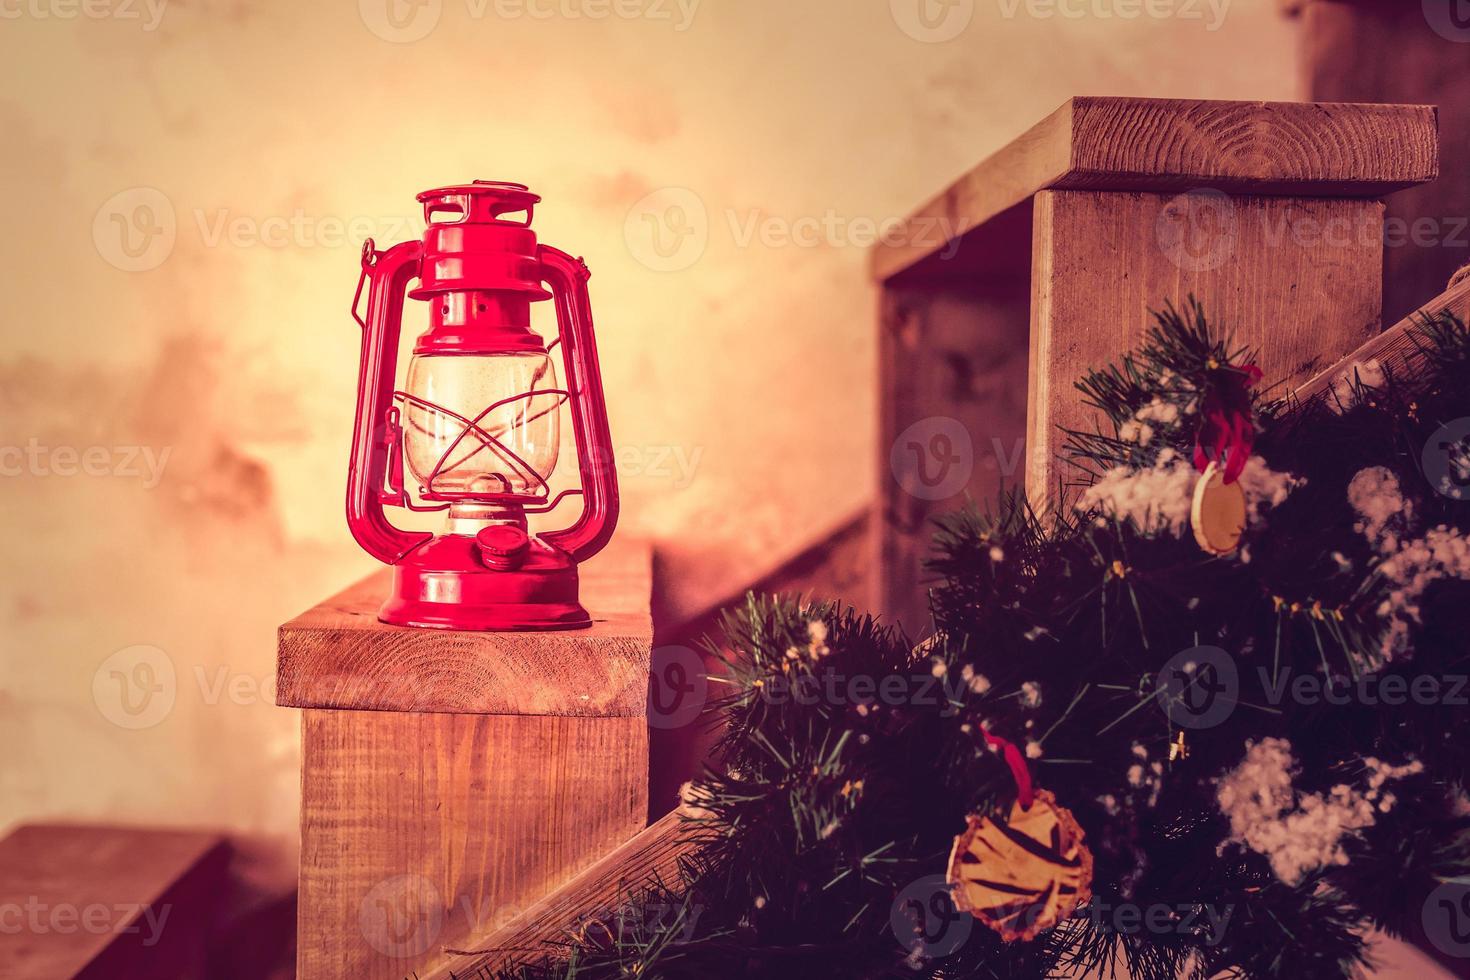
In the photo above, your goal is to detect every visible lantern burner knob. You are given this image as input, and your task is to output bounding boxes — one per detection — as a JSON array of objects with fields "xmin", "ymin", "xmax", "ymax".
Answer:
[{"xmin": 475, "ymin": 524, "xmax": 531, "ymax": 570}]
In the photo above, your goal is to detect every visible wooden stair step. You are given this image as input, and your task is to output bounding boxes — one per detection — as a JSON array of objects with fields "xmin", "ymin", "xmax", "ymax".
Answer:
[{"xmin": 0, "ymin": 824, "xmax": 227, "ymax": 980}]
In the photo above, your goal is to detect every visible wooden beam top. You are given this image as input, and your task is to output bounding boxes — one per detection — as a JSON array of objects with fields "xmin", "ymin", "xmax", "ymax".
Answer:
[
  {"xmin": 276, "ymin": 539, "xmax": 652, "ymax": 717},
  {"xmin": 871, "ymin": 97, "xmax": 1438, "ymax": 283}
]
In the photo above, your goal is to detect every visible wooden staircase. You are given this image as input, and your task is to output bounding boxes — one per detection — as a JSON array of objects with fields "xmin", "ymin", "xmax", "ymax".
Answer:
[{"xmin": 276, "ymin": 94, "xmax": 1464, "ymax": 978}]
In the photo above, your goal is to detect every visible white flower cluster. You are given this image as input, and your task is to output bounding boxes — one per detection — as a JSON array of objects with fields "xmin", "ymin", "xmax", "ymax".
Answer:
[
  {"xmin": 1215, "ymin": 738, "xmax": 1422, "ymax": 886},
  {"xmin": 1347, "ymin": 466, "xmax": 1470, "ymax": 661}
]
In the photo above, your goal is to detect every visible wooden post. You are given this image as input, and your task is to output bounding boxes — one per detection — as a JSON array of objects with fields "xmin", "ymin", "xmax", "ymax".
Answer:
[
  {"xmin": 871, "ymin": 97, "xmax": 1437, "ymax": 635},
  {"xmin": 276, "ymin": 542, "xmax": 652, "ymax": 980}
]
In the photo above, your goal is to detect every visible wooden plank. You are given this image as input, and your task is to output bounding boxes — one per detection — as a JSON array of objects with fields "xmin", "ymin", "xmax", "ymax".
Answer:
[
  {"xmin": 1027, "ymin": 190, "xmax": 1385, "ymax": 504},
  {"xmin": 871, "ymin": 97, "xmax": 1438, "ymax": 283},
  {"xmin": 422, "ymin": 812, "xmax": 694, "ymax": 979},
  {"xmin": 1294, "ymin": 273, "xmax": 1470, "ymax": 404},
  {"xmin": 298, "ymin": 709, "xmax": 649, "ymax": 980},
  {"xmin": 277, "ymin": 540, "xmax": 652, "ymax": 716},
  {"xmin": 1292, "ymin": 0, "xmax": 1470, "ymax": 325},
  {"xmin": 0, "ymin": 825, "xmax": 227, "ymax": 980}
]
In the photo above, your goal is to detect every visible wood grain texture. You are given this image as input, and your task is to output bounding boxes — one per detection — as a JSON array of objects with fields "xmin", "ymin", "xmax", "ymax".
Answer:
[
  {"xmin": 277, "ymin": 540, "xmax": 652, "ymax": 716},
  {"xmin": 871, "ymin": 96, "xmax": 1437, "ymax": 283},
  {"xmin": 298, "ymin": 709, "xmax": 649, "ymax": 980},
  {"xmin": 421, "ymin": 812, "xmax": 696, "ymax": 980},
  {"xmin": 1292, "ymin": 0, "xmax": 1470, "ymax": 325},
  {"xmin": 1026, "ymin": 190, "xmax": 1385, "ymax": 505},
  {"xmin": 0, "ymin": 825, "xmax": 227, "ymax": 980},
  {"xmin": 1294, "ymin": 273, "xmax": 1470, "ymax": 404}
]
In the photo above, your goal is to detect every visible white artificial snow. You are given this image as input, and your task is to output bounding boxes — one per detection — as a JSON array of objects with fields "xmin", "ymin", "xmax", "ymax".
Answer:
[
  {"xmin": 1120, "ymin": 398, "xmax": 1185, "ymax": 446},
  {"xmin": 1325, "ymin": 359, "xmax": 1385, "ymax": 414},
  {"xmin": 1236, "ymin": 456, "xmax": 1304, "ymax": 521},
  {"xmin": 1347, "ymin": 466, "xmax": 1470, "ymax": 660},
  {"xmin": 1078, "ymin": 448, "xmax": 1196, "ymax": 535},
  {"xmin": 1079, "ymin": 450, "xmax": 1299, "ymax": 537},
  {"xmin": 678, "ymin": 780, "xmax": 714, "ymax": 820},
  {"xmin": 807, "ymin": 619, "xmax": 830, "ymax": 658},
  {"xmin": 960, "ymin": 664, "xmax": 991, "ymax": 695},
  {"xmin": 1348, "ymin": 466, "xmax": 1411, "ymax": 553},
  {"xmin": 1374, "ymin": 523, "xmax": 1470, "ymax": 660},
  {"xmin": 1215, "ymin": 738, "xmax": 1422, "ymax": 886}
]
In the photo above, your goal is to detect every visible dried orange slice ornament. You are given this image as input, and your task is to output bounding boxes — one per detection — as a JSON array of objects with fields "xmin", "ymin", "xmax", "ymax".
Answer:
[{"xmin": 946, "ymin": 789, "xmax": 1094, "ymax": 942}]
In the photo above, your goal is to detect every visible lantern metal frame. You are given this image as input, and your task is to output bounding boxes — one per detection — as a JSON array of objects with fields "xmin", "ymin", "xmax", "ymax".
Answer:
[{"xmin": 346, "ymin": 181, "xmax": 618, "ymax": 631}]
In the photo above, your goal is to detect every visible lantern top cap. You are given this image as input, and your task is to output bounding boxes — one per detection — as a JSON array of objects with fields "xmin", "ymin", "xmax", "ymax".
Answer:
[{"xmin": 417, "ymin": 181, "xmax": 542, "ymax": 228}]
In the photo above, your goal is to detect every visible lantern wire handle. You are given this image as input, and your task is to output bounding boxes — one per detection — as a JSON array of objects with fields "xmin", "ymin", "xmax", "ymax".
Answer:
[{"xmin": 351, "ymin": 238, "xmax": 378, "ymax": 331}]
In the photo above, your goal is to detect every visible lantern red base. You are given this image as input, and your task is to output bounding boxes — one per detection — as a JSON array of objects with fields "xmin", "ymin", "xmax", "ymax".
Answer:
[{"xmin": 379, "ymin": 534, "xmax": 591, "ymax": 631}]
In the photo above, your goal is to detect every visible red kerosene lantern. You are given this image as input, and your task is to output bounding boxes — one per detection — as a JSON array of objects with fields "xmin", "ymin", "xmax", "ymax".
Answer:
[{"xmin": 347, "ymin": 181, "xmax": 617, "ymax": 631}]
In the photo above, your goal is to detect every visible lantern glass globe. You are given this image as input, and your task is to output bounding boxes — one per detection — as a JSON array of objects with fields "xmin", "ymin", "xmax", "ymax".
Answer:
[{"xmin": 402, "ymin": 351, "xmax": 562, "ymax": 498}]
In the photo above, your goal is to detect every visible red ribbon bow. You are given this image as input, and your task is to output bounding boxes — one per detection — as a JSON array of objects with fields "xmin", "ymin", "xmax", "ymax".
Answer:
[
  {"xmin": 1193, "ymin": 363, "xmax": 1261, "ymax": 485},
  {"xmin": 980, "ymin": 728, "xmax": 1034, "ymax": 810}
]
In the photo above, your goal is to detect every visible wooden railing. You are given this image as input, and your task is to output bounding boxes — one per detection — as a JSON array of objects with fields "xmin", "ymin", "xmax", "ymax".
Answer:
[
  {"xmin": 407, "ymin": 267, "xmax": 1470, "ymax": 980},
  {"xmin": 279, "ymin": 95, "xmax": 1453, "ymax": 978},
  {"xmin": 871, "ymin": 96, "xmax": 1437, "ymax": 635}
]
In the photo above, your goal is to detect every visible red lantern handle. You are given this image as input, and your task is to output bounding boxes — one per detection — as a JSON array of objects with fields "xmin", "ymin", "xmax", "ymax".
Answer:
[
  {"xmin": 347, "ymin": 239, "xmax": 434, "ymax": 564},
  {"xmin": 538, "ymin": 245, "xmax": 619, "ymax": 564}
]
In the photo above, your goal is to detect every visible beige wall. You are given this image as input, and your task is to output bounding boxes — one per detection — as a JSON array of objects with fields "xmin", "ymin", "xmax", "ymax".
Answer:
[{"xmin": 0, "ymin": 0, "xmax": 1298, "ymax": 893}]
